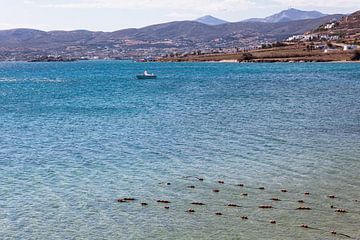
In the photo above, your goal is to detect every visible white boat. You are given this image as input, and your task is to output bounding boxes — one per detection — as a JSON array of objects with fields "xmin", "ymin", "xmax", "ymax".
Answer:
[{"xmin": 136, "ymin": 71, "xmax": 157, "ymax": 79}]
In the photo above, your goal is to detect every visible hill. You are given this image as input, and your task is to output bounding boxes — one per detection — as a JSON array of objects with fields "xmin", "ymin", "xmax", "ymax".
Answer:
[
  {"xmin": 314, "ymin": 10, "xmax": 360, "ymax": 43},
  {"xmin": 0, "ymin": 14, "xmax": 344, "ymax": 60},
  {"xmin": 99, "ymin": 14, "xmax": 343, "ymax": 42},
  {"xmin": 244, "ymin": 8, "xmax": 327, "ymax": 23},
  {"xmin": 195, "ymin": 15, "xmax": 228, "ymax": 25}
]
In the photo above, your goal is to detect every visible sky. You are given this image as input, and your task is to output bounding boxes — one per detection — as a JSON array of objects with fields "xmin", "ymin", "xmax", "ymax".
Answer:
[{"xmin": 0, "ymin": 0, "xmax": 358, "ymax": 31}]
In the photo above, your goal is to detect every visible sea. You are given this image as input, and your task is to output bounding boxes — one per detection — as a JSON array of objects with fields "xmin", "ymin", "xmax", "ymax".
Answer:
[{"xmin": 0, "ymin": 61, "xmax": 359, "ymax": 240}]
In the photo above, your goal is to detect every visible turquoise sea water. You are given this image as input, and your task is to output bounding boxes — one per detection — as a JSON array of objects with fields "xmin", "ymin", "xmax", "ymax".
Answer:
[{"xmin": 0, "ymin": 61, "xmax": 359, "ymax": 240}]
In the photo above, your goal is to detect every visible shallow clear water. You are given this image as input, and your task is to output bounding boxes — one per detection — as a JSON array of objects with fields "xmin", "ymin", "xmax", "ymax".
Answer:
[{"xmin": 0, "ymin": 61, "xmax": 359, "ymax": 240}]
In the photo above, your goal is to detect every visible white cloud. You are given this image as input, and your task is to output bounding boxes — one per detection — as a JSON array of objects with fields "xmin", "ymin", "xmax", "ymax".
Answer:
[
  {"xmin": 9, "ymin": 0, "xmax": 358, "ymax": 31},
  {"xmin": 271, "ymin": 0, "xmax": 360, "ymax": 11},
  {"xmin": 166, "ymin": 12, "xmax": 199, "ymax": 21},
  {"xmin": 38, "ymin": 0, "xmax": 256, "ymax": 12},
  {"xmin": 0, "ymin": 22, "xmax": 50, "ymax": 30}
]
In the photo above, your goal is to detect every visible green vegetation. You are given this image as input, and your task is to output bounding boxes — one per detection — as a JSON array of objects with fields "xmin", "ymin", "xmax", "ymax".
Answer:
[
  {"xmin": 237, "ymin": 52, "xmax": 254, "ymax": 62},
  {"xmin": 351, "ymin": 50, "xmax": 360, "ymax": 61}
]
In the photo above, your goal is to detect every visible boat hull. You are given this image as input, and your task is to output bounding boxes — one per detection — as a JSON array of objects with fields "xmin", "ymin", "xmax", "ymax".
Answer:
[{"xmin": 136, "ymin": 75, "xmax": 157, "ymax": 79}]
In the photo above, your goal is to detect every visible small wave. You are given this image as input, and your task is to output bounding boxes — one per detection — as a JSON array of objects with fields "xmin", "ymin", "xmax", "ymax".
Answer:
[
  {"xmin": 0, "ymin": 78, "xmax": 65, "ymax": 83},
  {"xmin": 0, "ymin": 78, "xmax": 18, "ymax": 82},
  {"xmin": 34, "ymin": 79, "xmax": 64, "ymax": 83}
]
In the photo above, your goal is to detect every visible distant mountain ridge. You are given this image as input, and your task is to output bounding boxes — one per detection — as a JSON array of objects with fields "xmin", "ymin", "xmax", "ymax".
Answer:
[
  {"xmin": 244, "ymin": 8, "xmax": 327, "ymax": 23},
  {"xmin": 0, "ymin": 15, "xmax": 342, "ymax": 46},
  {"xmin": 195, "ymin": 15, "xmax": 228, "ymax": 25},
  {"xmin": 196, "ymin": 9, "xmax": 326, "ymax": 25},
  {"xmin": 0, "ymin": 8, "xmax": 350, "ymax": 61}
]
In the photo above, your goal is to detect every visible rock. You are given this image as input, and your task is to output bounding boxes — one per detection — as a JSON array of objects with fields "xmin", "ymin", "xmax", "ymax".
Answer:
[
  {"xmin": 335, "ymin": 209, "xmax": 347, "ymax": 213},
  {"xmin": 297, "ymin": 206, "xmax": 311, "ymax": 210},
  {"xmin": 227, "ymin": 204, "xmax": 240, "ymax": 207},
  {"xmin": 259, "ymin": 205, "xmax": 272, "ymax": 209},
  {"xmin": 117, "ymin": 198, "xmax": 135, "ymax": 203},
  {"xmin": 123, "ymin": 198, "xmax": 136, "ymax": 201}
]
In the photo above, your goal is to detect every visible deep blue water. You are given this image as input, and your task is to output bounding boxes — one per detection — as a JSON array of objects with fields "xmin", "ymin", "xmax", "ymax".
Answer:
[{"xmin": 0, "ymin": 61, "xmax": 359, "ymax": 239}]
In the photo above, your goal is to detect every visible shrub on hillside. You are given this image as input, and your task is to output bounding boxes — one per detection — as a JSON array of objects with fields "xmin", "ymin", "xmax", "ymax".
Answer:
[
  {"xmin": 238, "ymin": 52, "xmax": 254, "ymax": 62},
  {"xmin": 351, "ymin": 50, "xmax": 360, "ymax": 61}
]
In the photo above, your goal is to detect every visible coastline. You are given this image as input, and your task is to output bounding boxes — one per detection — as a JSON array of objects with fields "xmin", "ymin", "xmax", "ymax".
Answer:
[
  {"xmin": 0, "ymin": 58, "xmax": 359, "ymax": 64},
  {"xmin": 157, "ymin": 45, "xmax": 359, "ymax": 63}
]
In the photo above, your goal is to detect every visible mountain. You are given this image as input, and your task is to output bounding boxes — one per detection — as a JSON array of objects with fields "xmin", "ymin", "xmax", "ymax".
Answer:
[
  {"xmin": 244, "ymin": 8, "xmax": 327, "ymax": 23},
  {"xmin": 196, "ymin": 15, "xmax": 228, "ymax": 25},
  {"xmin": 108, "ymin": 15, "xmax": 342, "ymax": 42},
  {"xmin": 0, "ymin": 13, "xmax": 345, "ymax": 60}
]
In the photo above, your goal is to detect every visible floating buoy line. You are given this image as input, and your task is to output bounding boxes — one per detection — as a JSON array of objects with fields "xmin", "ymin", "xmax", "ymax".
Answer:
[{"xmin": 117, "ymin": 176, "xmax": 359, "ymax": 239}]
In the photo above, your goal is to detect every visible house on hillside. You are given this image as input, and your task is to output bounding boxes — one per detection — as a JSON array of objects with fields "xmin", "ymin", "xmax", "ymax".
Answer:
[
  {"xmin": 324, "ymin": 23, "xmax": 336, "ymax": 29},
  {"xmin": 324, "ymin": 48, "xmax": 338, "ymax": 53},
  {"xmin": 343, "ymin": 45, "xmax": 358, "ymax": 51}
]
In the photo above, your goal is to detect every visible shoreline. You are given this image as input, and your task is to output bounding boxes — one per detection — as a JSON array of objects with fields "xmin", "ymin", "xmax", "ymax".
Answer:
[
  {"xmin": 0, "ymin": 59, "xmax": 359, "ymax": 64},
  {"xmin": 197, "ymin": 59, "xmax": 360, "ymax": 63},
  {"xmin": 157, "ymin": 45, "xmax": 360, "ymax": 63}
]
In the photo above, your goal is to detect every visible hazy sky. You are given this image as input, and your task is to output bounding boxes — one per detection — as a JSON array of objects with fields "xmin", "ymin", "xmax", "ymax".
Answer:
[{"xmin": 0, "ymin": 0, "xmax": 358, "ymax": 31}]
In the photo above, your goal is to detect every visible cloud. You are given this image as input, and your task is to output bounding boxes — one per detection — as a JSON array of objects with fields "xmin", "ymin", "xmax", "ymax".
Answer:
[
  {"xmin": 25, "ymin": 0, "xmax": 360, "ymax": 11},
  {"xmin": 166, "ymin": 12, "xmax": 199, "ymax": 20},
  {"xmin": 38, "ymin": 0, "xmax": 256, "ymax": 12},
  {"xmin": 0, "ymin": 22, "xmax": 49, "ymax": 30},
  {"xmin": 270, "ymin": 0, "xmax": 360, "ymax": 11}
]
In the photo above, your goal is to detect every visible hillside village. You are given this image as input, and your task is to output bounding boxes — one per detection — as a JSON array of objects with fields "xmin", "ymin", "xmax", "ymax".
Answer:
[{"xmin": 160, "ymin": 11, "xmax": 360, "ymax": 62}]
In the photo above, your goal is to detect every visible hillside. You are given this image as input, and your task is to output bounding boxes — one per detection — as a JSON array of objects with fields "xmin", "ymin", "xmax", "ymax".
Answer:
[
  {"xmin": 314, "ymin": 10, "xmax": 360, "ymax": 42},
  {"xmin": 159, "ymin": 44, "xmax": 356, "ymax": 63},
  {"xmin": 195, "ymin": 16, "xmax": 228, "ymax": 25},
  {"xmin": 244, "ymin": 8, "xmax": 327, "ymax": 23},
  {"xmin": 108, "ymin": 15, "xmax": 343, "ymax": 42},
  {"xmin": 0, "ymin": 14, "xmax": 345, "ymax": 60}
]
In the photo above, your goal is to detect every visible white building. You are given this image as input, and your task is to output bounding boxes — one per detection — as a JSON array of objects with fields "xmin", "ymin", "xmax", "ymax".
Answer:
[
  {"xmin": 324, "ymin": 49, "xmax": 338, "ymax": 53},
  {"xmin": 324, "ymin": 23, "xmax": 336, "ymax": 29},
  {"xmin": 343, "ymin": 45, "xmax": 358, "ymax": 51}
]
